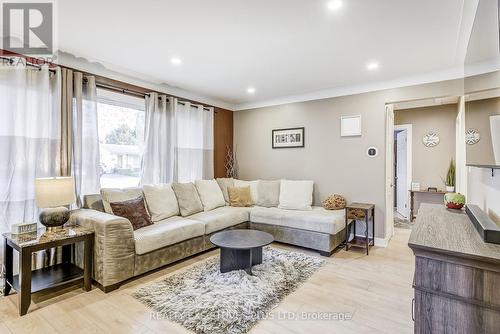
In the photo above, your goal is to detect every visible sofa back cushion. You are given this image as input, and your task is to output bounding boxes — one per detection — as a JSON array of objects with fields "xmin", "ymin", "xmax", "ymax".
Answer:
[
  {"xmin": 234, "ymin": 179, "xmax": 259, "ymax": 204},
  {"xmin": 172, "ymin": 182, "xmax": 204, "ymax": 217},
  {"xmin": 195, "ymin": 180, "xmax": 226, "ymax": 211},
  {"xmin": 101, "ymin": 187, "xmax": 143, "ymax": 214},
  {"xmin": 83, "ymin": 194, "xmax": 105, "ymax": 212},
  {"xmin": 227, "ymin": 186, "xmax": 253, "ymax": 207},
  {"xmin": 142, "ymin": 183, "xmax": 180, "ymax": 222},
  {"xmin": 109, "ymin": 196, "xmax": 153, "ymax": 230},
  {"xmin": 278, "ymin": 180, "xmax": 314, "ymax": 211},
  {"xmin": 256, "ymin": 180, "xmax": 280, "ymax": 207},
  {"xmin": 216, "ymin": 178, "xmax": 234, "ymax": 204}
]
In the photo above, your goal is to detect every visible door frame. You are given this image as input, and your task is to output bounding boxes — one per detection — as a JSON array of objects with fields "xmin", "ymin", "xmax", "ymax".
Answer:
[
  {"xmin": 385, "ymin": 104, "xmax": 395, "ymax": 241},
  {"xmin": 394, "ymin": 124, "xmax": 412, "ymax": 219}
]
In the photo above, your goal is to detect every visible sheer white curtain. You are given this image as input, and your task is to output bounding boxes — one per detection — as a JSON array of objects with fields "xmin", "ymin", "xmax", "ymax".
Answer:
[
  {"xmin": 141, "ymin": 93, "xmax": 176, "ymax": 184},
  {"xmin": 174, "ymin": 100, "xmax": 214, "ymax": 182},
  {"xmin": 0, "ymin": 64, "xmax": 61, "ymax": 232}
]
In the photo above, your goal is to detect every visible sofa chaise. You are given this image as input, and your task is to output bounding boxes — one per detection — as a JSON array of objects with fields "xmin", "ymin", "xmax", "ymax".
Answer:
[{"xmin": 69, "ymin": 179, "xmax": 346, "ymax": 292}]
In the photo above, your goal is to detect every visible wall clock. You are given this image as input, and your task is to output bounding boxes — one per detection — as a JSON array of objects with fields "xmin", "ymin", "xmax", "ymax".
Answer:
[
  {"xmin": 422, "ymin": 132, "xmax": 440, "ymax": 147},
  {"xmin": 465, "ymin": 129, "xmax": 480, "ymax": 145}
]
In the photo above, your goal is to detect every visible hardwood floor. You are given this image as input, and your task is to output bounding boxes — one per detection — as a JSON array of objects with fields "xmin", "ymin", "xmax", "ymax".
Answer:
[{"xmin": 0, "ymin": 228, "xmax": 414, "ymax": 334}]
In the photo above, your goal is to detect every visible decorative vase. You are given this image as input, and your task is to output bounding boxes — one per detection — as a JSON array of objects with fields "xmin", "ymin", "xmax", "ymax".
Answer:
[
  {"xmin": 39, "ymin": 207, "xmax": 70, "ymax": 231},
  {"xmin": 446, "ymin": 186, "xmax": 455, "ymax": 192},
  {"xmin": 444, "ymin": 193, "xmax": 466, "ymax": 210}
]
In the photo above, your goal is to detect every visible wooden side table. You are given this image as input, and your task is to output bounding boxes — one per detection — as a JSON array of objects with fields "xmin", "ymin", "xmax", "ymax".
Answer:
[
  {"xmin": 3, "ymin": 225, "xmax": 94, "ymax": 316},
  {"xmin": 345, "ymin": 203, "xmax": 375, "ymax": 255}
]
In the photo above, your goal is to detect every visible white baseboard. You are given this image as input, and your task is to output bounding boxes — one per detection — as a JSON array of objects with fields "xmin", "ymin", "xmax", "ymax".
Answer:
[
  {"xmin": 349, "ymin": 233, "xmax": 390, "ymax": 248},
  {"xmin": 374, "ymin": 236, "xmax": 390, "ymax": 247}
]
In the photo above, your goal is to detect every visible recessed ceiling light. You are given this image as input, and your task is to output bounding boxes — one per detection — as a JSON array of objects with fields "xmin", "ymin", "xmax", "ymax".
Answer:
[
  {"xmin": 327, "ymin": 0, "xmax": 343, "ymax": 11},
  {"xmin": 367, "ymin": 62, "xmax": 379, "ymax": 70},
  {"xmin": 171, "ymin": 57, "xmax": 182, "ymax": 65},
  {"xmin": 247, "ymin": 87, "xmax": 256, "ymax": 94}
]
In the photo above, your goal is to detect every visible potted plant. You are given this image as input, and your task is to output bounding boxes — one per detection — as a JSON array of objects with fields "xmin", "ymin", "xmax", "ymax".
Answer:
[
  {"xmin": 444, "ymin": 192, "xmax": 466, "ymax": 210},
  {"xmin": 443, "ymin": 159, "xmax": 455, "ymax": 192}
]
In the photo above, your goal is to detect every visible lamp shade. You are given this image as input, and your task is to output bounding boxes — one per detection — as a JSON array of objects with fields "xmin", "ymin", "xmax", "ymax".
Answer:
[{"xmin": 35, "ymin": 177, "xmax": 76, "ymax": 208}]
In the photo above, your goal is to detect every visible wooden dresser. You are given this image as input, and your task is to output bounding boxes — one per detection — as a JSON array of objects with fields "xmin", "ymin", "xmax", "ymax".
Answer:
[{"xmin": 408, "ymin": 204, "xmax": 500, "ymax": 334}]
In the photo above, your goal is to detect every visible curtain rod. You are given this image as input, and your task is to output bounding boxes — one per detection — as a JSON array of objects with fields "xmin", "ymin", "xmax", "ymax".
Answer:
[
  {"xmin": 94, "ymin": 82, "xmax": 213, "ymax": 111},
  {"xmin": 1, "ymin": 56, "xmax": 214, "ymax": 112}
]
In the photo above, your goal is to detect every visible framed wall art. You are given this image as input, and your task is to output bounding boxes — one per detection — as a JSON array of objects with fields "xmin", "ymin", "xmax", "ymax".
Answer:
[
  {"xmin": 340, "ymin": 115, "xmax": 362, "ymax": 137},
  {"xmin": 272, "ymin": 127, "xmax": 305, "ymax": 148}
]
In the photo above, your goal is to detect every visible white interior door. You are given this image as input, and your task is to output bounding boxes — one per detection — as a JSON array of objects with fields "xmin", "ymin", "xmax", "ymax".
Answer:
[
  {"xmin": 385, "ymin": 104, "xmax": 395, "ymax": 240},
  {"xmin": 396, "ymin": 130, "xmax": 408, "ymax": 217}
]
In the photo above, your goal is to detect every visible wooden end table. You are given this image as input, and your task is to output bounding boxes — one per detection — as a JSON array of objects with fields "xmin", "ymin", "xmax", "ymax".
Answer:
[
  {"xmin": 3, "ymin": 225, "xmax": 94, "ymax": 316},
  {"xmin": 345, "ymin": 203, "xmax": 375, "ymax": 255}
]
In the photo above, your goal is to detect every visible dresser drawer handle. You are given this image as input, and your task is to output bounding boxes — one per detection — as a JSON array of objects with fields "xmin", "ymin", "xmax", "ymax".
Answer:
[{"xmin": 411, "ymin": 298, "xmax": 415, "ymax": 322}]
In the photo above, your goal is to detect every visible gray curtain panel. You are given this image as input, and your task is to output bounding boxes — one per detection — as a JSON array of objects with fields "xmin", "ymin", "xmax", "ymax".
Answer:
[
  {"xmin": 60, "ymin": 68, "xmax": 73, "ymax": 176},
  {"xmin": 61, "ymin": 69, "xmax": 101, "ymax": 207},
  {"xmin": 141, "ymin": 93, "xmax": 176, "ymax": 185}
]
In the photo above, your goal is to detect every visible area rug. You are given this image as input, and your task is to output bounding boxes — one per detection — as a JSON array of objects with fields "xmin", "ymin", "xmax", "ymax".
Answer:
[
  {"xmin": 133, "ymin": 246, "xmax": 325, "ymax": 334},
  {"xmin": 394, "ymin": 216, "xmax": 414, "ymax": 229}
]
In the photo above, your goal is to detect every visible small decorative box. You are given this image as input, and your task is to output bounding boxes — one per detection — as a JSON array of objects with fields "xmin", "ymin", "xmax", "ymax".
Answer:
[{"xmin": 11, "ymin": 222, "xmax": 38, "ymax": 235}]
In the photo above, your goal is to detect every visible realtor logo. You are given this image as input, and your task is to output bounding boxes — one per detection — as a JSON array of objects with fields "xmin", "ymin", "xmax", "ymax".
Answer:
[{"xmin": 2, "ymin": 1, "xmax": 53, "ymax": 54}]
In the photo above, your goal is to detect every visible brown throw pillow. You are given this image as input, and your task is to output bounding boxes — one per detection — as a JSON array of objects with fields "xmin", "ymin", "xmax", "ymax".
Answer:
[
  {"xmin": 109, "ymin": 196, "xmax": 153, "ymax": 230},
  {"xmin": 228, "ymin": 186, "xmax": 253, "ymax": 207}
]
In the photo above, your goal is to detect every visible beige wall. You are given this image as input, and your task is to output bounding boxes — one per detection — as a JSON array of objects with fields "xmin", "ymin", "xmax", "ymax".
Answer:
[
  {"xmin": 465, "ymin": 97, "xmax": 500, "ymax": 165},
  {"xmin": 234, "ymin": 79, "xmax": 463, "ymax": 239},
  {"xmin": 395, "ymin": 104, "xmax": 457, "ymax": 190}
]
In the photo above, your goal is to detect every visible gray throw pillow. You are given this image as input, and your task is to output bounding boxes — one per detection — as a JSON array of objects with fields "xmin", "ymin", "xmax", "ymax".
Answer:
[
  {"xmin": 216, "ymin": 178, "xmax": 234, "ymax": 204},
  {"xmin": 256, "ymin": 180, "xmax": 280, "ymax": 207},
  {"xmin": 172, "ymin": 182, "xmax": 203, "ymax": 217}
]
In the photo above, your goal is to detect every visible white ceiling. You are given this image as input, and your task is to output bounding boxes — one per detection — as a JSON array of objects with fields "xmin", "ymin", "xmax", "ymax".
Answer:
[{"xmin": 56, "ymin": 0, "xmax": 493, "ymax": 110}]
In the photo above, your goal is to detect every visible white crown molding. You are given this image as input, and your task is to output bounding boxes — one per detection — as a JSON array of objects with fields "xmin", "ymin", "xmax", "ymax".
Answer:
[
  {"xmin": 55, "ymin": 50, "xmax": 236, "ymax": 111},
  {"xmin": 234, "ymin": 59, "xmax": 500, "ymax": 111},
  {"xmin": 54, "ymin": 51, "xmax": 500, "ymax": 113},
  {"xmin": 464, "ymin": 57, "xmax": 500, "ymax": 77}
]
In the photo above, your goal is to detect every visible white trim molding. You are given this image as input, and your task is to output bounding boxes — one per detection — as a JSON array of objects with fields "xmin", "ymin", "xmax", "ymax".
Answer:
[
  {"xmin": 374, "ymin": 236, "xmax": 390, "ymax": 248},
  {"xmin": 350, "ymin": 233, "xmax": 390, "ymax": 248},
  {"xmin": 235, "ymin": 59, "xmax": 500, "ymax": 111}
]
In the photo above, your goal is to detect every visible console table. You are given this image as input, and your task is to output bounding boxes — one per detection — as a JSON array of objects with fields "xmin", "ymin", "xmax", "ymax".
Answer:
[
  {"xmin": 408, "ymin": 204, "xmax": 500, "ymax": 333},
  {"xmin": 3, "ymin": 225, "xmax": 94, "ymax": 316},
  {"xmin": 409, "ymin": 190, "xmax": 446, "ymax": 222}
]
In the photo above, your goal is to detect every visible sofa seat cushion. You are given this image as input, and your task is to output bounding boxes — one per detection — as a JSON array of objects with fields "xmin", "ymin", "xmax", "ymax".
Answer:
[
  {"xmin": 250, "ymin": 206, "xmax": 345, "ymax": 235},
  {"xmin": 190, "ymin": 207, "xmax": 251, "ymax": 234},
  {"xmin": 134, "ymin": 216, "xmax": 205, "ymax": 255}
]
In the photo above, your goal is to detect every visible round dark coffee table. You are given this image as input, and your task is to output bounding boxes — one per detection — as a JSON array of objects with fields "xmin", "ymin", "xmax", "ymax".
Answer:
[{"xmin": 210, "ymin": 229, "xmax": 274, "ymax": 275}]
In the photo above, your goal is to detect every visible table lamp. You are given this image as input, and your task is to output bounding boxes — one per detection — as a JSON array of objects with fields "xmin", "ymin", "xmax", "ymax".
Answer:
[{"xmin": 35, "ymin": 177, "xmax": 76, "ymax": 231}]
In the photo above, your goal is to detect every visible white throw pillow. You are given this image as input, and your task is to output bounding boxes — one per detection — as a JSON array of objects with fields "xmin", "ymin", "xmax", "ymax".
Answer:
[
  {"xmin": 195, "ymin": 179, "xmax": 226, "ymax": 211},
  {"xmin": 142, "ymin": 183, "xmax": 180, "ymax": 222},
  {"xmin": 256, "ymin": 180, "xmax": 281, "ymax": 207},
  {"xmin": 234, "ymin": 179, "xmax": 259, "ymax": 204},
  {"xmin": 100, "ymin": 187, "xmax": 143, "ymax": 214},
  {"xmin": 278, "ymin": 180, "xmax": 314, "ymax": 210}
]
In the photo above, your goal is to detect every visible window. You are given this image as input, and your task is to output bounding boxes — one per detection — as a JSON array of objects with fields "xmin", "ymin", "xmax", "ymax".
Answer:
[{"xmin": 96, "ymin": 89, "xmax": 145, "ymax": 188}]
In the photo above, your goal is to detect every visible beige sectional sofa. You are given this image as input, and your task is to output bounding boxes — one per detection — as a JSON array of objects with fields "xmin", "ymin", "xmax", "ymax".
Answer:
[{"xmin": 69, "ymin": 179, "xmax": 346, "ymax": 292}]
